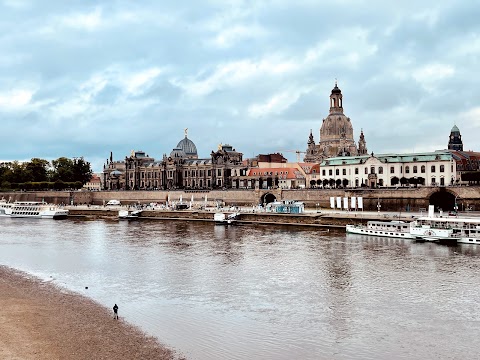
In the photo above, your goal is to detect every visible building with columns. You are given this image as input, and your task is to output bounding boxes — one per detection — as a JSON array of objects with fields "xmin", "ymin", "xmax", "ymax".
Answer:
[
  {"xmin": 103, "ymin": 131, "xmax": 244, "ymax": 190},
  {"xmin": 304, "ymin": 82, "xmax": 367, "ymax": 163}
]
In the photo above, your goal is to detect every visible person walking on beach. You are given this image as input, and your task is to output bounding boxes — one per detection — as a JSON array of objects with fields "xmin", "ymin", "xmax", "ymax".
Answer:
[{"xmin": 113, "ymin": 304, "xmax": 119, "ymax": 320}]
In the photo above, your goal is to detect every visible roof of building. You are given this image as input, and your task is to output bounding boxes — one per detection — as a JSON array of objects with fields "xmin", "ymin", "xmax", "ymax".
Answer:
[
  {"xmin": 451, "ymin": 125, "xmax": 460, "ymax": 133},
  {"xmin": 176, "ymin": 135, "xmax": 198, "ymax": 156},
  {"xmin": 170, "ymin": 147, "xmax": 187, "ymax": 158},
  {"xmin": 247, "ymin": 167, "xmax": 304, "ymax": 179},
  {"xmin": 331, "ymin": 83, "xmax": 341, "ymax": 94},
  {"xmin": 320, "ymin": 150, "xmax": 454, "ymax": 166},
  {"xmin": 185, "ymin": 159, "xmax": 212, "ymax": 165},
  {"xmin": 300, "ymin": 163, "xmax": 320, "ymax": 174}
]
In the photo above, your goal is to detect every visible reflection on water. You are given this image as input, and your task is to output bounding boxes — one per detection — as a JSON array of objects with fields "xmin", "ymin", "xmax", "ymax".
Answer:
[{"xmin": 1, "ymin": 218, "xmax": 480, "ymax": 360}]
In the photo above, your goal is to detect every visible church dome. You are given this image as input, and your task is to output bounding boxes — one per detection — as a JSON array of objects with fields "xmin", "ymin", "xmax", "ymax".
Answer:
[
  {"xmin": 320, "ymin": 114, "xmax": 354, "ymax": 141},
  {"xmin": 176, "ymin": 136, "xmax": 198, "ymax": 156}
]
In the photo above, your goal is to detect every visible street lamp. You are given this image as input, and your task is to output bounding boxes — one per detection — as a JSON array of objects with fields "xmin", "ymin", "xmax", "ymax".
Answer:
[{"xmin": 377, "ymin": 198, "xmax": 381, "ymax": 213}]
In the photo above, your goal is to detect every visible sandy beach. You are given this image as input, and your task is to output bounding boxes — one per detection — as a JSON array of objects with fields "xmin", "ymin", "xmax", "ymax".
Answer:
[{"xmin": 0, "ymin": 266, "xmax": 182, "ymax": 360}]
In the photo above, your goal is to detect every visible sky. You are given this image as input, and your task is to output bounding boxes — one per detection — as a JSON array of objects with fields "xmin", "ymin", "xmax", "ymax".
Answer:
[{"xmin": 1, "ymin": 0, "xmax": 479, "ymax": 172}]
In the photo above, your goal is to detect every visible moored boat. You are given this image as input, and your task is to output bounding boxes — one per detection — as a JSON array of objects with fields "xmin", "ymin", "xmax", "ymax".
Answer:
[
  {"xmin": 0, "ymin": 200, "xmax": 68, "ymax": 219},
  {"xmin": 118, "ymin": 209, "xmax": 143, "ymax": 220},
  {"xmin": 214, "ymin": 212, "xmax": 239, "ymax": 225},
  {"xmin": 410, "ymin": 216, "xmax": 480, "ymax": 244},
  {"xmin": 346, "ymin": 220, "xmax": 414, "ymax": 239}
]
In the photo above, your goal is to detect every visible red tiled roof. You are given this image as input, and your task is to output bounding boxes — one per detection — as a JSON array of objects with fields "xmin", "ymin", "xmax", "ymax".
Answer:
[{"xmin": 246, "ymin": 167, "xmax": 302, "ymax": 179}]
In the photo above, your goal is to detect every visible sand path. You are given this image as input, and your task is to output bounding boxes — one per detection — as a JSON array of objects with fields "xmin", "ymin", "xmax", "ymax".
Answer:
[{"xmin": 0, "ymin": 266, "xmax": 183, "ymax": 360}]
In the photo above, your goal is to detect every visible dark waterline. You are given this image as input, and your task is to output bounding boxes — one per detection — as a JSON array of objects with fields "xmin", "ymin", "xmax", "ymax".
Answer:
[{"xmin": 1, "ymin": 218, "xmax": 479, "ymax": 359}]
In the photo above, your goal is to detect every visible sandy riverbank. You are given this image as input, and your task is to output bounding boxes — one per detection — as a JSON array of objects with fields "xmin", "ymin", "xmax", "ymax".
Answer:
[{"xmin": 0, "ymin": 266, "xmax": 183, "ymax": 360}]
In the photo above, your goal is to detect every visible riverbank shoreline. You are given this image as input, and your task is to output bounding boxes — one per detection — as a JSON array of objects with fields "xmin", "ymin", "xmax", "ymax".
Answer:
[
  {"xmin": 0, "ymin": 266, "xmax": 182, "ymax": 360},
  {"xmin": 66, "ymin": 205, "xmax": 419, "ymax": 228}
]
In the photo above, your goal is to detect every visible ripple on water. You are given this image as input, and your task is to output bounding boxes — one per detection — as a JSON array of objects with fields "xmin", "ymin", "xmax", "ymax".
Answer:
[{"xmin": 1, "ymin": 219, "xmax": 480, "ymax": 359}]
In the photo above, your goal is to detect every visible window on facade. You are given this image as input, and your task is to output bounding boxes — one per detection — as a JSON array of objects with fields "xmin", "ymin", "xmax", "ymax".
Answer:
[
  {"xmin": 421, "ymin": 165, "xmax": 425, "ymax": 173},
  {"xmin": 329, "ymin": 169, "xmax": 332, "ymax": 176},
  {"xmin": 218, "ymin": 169, "xmax": 222, "ymax": 176},
  {"xmin": 390, "ymin": 166, "xmax": 394, "ymax": 174},
  {"xmin": 322, "ymin": 170, "xmax": 326, "ymax": 176},
  {"xmin": 432, "ymin": 177, "xmax": 436, "ymax": 185},
  {"xmin": 405, "ymin": 166, "xmax": 410, "ymax": 174},
  {"xmin": 336, "ymin": 169, "xmax": 339, "ymax": 175},
  {"xmin": 355, "ymin": 179, "xmax": 359, "ymax": 187},
  {"xmin": 355, "ymin": 168, "xmax": 358, "ymax": 174},
  {"xmin": 370, "ymin": 166, "xmax": 375, "ymax": 174},
  {"xmin": 431, "ymin": 165, "xmax": 436, "ymax": 173},
  {"xmin": 440, "ymin": 177, "xmax": 445, "ymax": 186},
  {"xmin": 208, "ymin": 170, "xmax": 211, "ymax": 176},
  {"xmin": 440, "ymin": 165, "xmax": 445, "ymax": 172},
  {"xmin": 343, "ymin": 169, "xmax": 346, "ymax": 175},
  {"xmin": 365, "ymin": 167, "xmax": 368, "ymax": 174},
  {"xmin": 413, "ymin": 166, "xmax": 417, "ymax": 173},
  {"xmin": 379, "ymin": 167, "xmax": 383, "ymax": 174}
]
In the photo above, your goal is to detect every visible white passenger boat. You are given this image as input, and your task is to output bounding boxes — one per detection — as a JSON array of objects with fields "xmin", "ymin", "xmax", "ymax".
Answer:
[
  {"xmin": 410, "ymin": 216, "xmax": 480, "ymax": 244},
  {"xmin": 118, "ymin": 209, "xmax": 142, "ymax": 220},
  {"xmin": 0, "ymin": 200, "xmax": 68, "ymax": 219},
  {"xmin": 214, "ymin": 212, "xmax": 240, "ymax": 225},
  {"xmin": 346, "ymin": 221, "xmax": 414, "ymax": 239}
]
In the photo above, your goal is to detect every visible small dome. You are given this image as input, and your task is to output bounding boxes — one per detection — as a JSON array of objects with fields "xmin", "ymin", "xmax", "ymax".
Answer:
[
  {"xmin": 451, "ymin": 125, "xmax": 460, "ymax": 133},
  {"xmin": 331, "ymin": 84, "xmax": 342, "ymax": 94},
  {"xmin": 176, "ymin": 136, "xmax": 198, "ymax": 156},
  {"xmin": 170, "ymin": 147, "xmax": 186, "ymax": 158}
]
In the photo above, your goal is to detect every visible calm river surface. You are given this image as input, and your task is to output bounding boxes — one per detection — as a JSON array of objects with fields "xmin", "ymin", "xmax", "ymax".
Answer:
[{"xmin": 1, "ymin": 218, "xmax": 479, "ymax": 359}]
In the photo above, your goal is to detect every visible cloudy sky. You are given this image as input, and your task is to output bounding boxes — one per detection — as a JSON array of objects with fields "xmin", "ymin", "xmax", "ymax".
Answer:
[{"xmin": 1, "ymin": 0, "xmax": 479, "ymax": 172}]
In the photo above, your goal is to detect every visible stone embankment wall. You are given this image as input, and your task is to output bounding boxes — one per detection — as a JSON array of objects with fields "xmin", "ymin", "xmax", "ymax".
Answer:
[
  {"xmin": 67, "ymin": 208, "xmax": 412, "ymax": 228},
  {"xmin": 2, "ymin": 186, "xmax": 480, "ymax": 212}
]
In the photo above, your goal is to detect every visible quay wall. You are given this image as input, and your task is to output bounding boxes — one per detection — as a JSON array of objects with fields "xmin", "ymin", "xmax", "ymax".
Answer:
[
  {"xmin": 67, "ymin": 208, "xmax": 392, "ymax": 228},
  {"xmin": 2, "ymin": 186, "xmax": 480, "ymax": 212}
]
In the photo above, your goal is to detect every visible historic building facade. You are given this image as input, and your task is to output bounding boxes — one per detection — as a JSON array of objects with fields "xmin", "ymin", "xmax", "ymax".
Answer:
[
  {"xmin": 304, "ymin": 82, "xmax": 367, "ymax": 163},
  {"xmin": 103, "ymin": 132, "xmax": 244, "ymax": 190},
  {"xmin": 317, "ymin": 150, "xmax": 457, "ymax": 188}
]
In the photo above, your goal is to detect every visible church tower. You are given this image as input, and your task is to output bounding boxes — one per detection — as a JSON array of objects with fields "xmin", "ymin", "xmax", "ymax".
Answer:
[
  {"xmin": 303, "ymin": 129, "xmax": 317, "ymax": 162},
  {"xmin": 358, "ymin": 129, "xmax": 368, "ymax": 155},
  {"xmin": 448, "ymin": 125, "xmax": 463, "ymax": 151}
]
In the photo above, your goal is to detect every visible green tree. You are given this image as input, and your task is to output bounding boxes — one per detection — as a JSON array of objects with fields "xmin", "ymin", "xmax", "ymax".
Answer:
[
  {"xmin": 72, "ymin": 157, "xmax": 93, "ymax": 185},
  {"xmin": 51, "ymin": 157, "xmax": 74, "ymax": 182},
  {"xmin": 8, "ymin": 161, "xmax": 28, "ymax": 184},
  {"xmin": 25, "ymin": 158, "xmax": 50, "ymax": 182}
]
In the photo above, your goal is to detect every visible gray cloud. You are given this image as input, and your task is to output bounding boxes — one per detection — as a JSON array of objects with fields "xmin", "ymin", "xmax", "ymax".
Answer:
[{"xmin": 0, "ymin": 0, "xmax": 478, "ymax": 171}]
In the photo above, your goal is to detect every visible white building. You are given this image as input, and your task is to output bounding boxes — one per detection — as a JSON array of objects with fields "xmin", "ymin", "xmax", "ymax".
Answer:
[{"xmin": 318, "ymin": 151, "xmax": 456, "ymax": 188}]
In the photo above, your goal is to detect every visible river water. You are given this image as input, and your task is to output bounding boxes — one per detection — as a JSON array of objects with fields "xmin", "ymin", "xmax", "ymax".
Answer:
[{"xmin": 1, "ymin": 218, "xmax": 479, "ymax": 359}]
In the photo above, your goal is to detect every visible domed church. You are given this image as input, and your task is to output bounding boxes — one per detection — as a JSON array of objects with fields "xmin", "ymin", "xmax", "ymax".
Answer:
[{"xmin": 304, "ymin": 82, "xmax": 367, "ymax": 162}]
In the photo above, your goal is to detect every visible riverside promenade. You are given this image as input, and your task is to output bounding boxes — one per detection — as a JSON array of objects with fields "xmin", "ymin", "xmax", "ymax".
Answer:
[{"xmin": 66, "ymin": 204, "xmax": 423, "ymax": 228}]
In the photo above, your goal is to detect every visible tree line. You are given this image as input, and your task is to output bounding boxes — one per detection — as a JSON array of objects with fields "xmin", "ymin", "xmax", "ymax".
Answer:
[{"xmin": 0, "ymin": 157, "xmax": 93, "ymax": 190}]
